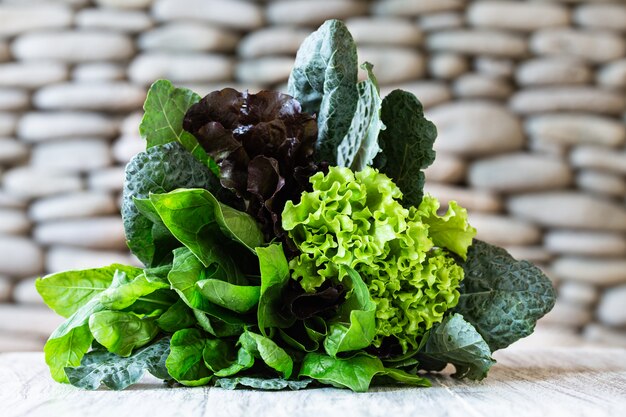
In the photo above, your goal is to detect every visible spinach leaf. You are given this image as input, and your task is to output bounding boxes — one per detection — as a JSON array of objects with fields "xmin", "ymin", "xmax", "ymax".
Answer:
[
  {"xmin": 214, "ymin": 377, "xmax": 313, "ymax": 390},
  {"xmin": 89, "ymin": 311, "xmax": 160, "ymax": 357},
  {"xmin": 324, "ymin": 266, "xmax": 376, "ymax": 357},
  {"xmin": 156, "ymin": 299, "xmax": 197, "ymax": 332},
  {"xmin": 196, "ymin": 279, "xmax": 260, "ymax": 314},
  {"xmin": 99, "ymin": 273, "xmax": 169, "ymax": 310},
  {"xmin": 455, "ymin": 240, "xmax": 557, "ymax": 351},
  {"xmin": 45, "ymin": 324, "xmax": 94, "ymax": 384},
  {"xmin": 166, "ymin": 328, "xmax": 212, "ymax": 386},
  {"xmin": 256, "ymin": 244, "xmax": 295, "ymax": 336},
  {"xmin": 288, "ymin": 19, "xmax": 358, "ymax": 165},
  {"xmin": 336, "ymin": 62, "xmax": 383, "ymax": 171},
  {"xmin": 420, "ymin": 313, "xmax": 495, "ymax": 380},
  {"xmin": 65, "ymin": 337, "xmax": 171, "ymax": 390},
  {"xmin": 373, "ymin": 89, "xmax": 437, "ymax": 208},
  {"xmin": 202, "ymin": 339, "xmax": 254, "ymax": 377},
  {"xmin": 299, "ymin": 352, "xmax": 384, "ymax": 392},
  {"xmin": 239, "ymin": 330, "xmax": 293, "ymax": 379},
  {"xmin": 122, "ymin": 142, "xmax": 219, "ymax": 266},
  {"xmin": 35, "ymin": 264, "xmax": 143, "ymax": 318}
]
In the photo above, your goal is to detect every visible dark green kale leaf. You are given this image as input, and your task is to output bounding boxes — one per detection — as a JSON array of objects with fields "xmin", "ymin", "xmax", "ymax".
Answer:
[
  {"xmin": 373, "ymin": 89, "xmax": 437, "ymax": 208},
  {"xmin": 214, "ymin": 377, "xmax": 313, "ymax": 390},
  {"xmin": 121, "ymin": 142, "xmax": 220, "ymax": 267},
  {"xmin": 454, "ymin": 240, "xmax": 557, "ymax": 351},
  {"xmin": 65, "ymin": 337, "xmax": 170, "ymax": 390}
]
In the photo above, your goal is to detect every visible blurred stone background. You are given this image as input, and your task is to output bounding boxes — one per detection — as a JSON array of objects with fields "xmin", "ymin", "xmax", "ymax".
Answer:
[{"xmin": 0, "ymin": 0, "xmax": 625, "ymax": 351}]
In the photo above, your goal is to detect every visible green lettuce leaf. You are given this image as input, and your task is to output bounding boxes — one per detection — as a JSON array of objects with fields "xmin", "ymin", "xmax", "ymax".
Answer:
[
  {"xmin": 196, "ymin": 279, "xmax": 260, "ymax": 314},
  {"xmin": 374, "ymin": 89, "xmax": 437, "ymax": 208},
  {"xmin": 156, "ymin": 299, "xmax": 197, "ymax": 333},
  {"xmin": 256, "ymin": 244, "xmax": 295, "ymax": 336},
  {"xmin": 239, "ymin": 330, "xmax": 293, "ymax": 379},
  {"xmin": 420, "ymin": 313, "xmax": 495, "ymax": 380},
  {"xmin": 88, "ymin": 311, "xmax": 160, "ymax": 357},
  {"xmin": 455, "ymin": 240, "xmax": 557, "ymax": 351},
  {"xmin": 203, "ymin": 339, "xmax": 254, "ymax": 377},
  {"xmin": 65, "ymin": 337, "xmax": 170, "ymax": 390},
  {"xmin": 166, "ymin": 328, "xmax": 212, "ymax": 386}
]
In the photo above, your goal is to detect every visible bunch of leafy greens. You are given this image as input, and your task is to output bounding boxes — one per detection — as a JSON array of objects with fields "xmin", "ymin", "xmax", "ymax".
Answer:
[{"xmin": 36, "ymin": 19, "xmax": 555, "ymax": 392}]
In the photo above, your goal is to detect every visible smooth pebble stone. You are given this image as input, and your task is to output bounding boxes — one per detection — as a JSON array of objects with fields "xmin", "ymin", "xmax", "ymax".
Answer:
[
  {"xmin": 2, "ymin": 167, "xmax": 82, "ymax": 198},
  {"xmin": 12, "ymin": 31, "xmax": 134, "ymax": 62},
  {"xmin": 88, "ymin": 167, "xmax": 125, "ymax": 192},
  {"xmin": 507, "ymin": 192, "xmax": 626, "ymax": 231},
  {"xmin": 576, "ymin": 170, "xmax": 626, "ymax": 198},
  {"xmin": 75, "ymin": 9, "xmax": 153, "ymax": 32},
  {"xmin": 469, "ymin": 153, "xmax": 572, "ymax": 192},
  {"xmin": 95, "ymin": 0, "xmax": 153, "ymax": 8},
  {"xmin": 31, "ymin": 139, "xmax": 112, "ymax": 173},
  {"xmin": 0, "ymin": 332, "xmax": 46, "ymax": 352},
  {"xmin": 516, "ymin": 58, "xmax": 592, "ymax": 86},
  {"xmin": 0, "ymin": 88, "xmax": 29, "ymax": 111},
  {"xmin": 530, "ymin": 29, "xmax": 626, "ymax": 63},
  {"xmin": 0, "ymin": 306, "xmax": 64, "ymax": 340},
  {"xmin": 238, "ymin": 27, "xmax": 308, "ymax": 58},
  {"xmin": 453, "ymin": 74, "xmax": 512, "ymax": 99},
  {"xmin": 510, "ymin": 88, "xmax": 625, "ymax": 115},
  {"xmin": 0, "ymin": 41, "xmax": 9, "ymax": 62},
  {"xmin": 0, "ymin": 209, "xmax": 30, "ymax": 235},
  {"xmin": 571, "ymin": 146, "xmax": 626, "ymax": 175},
  {"xmin": 541, "ymin": 299, "xmax": 592, "ymax": 327},
  {"xmin": 12, "ymin": 278, "xmax": 42, "ymax": 305},
  {"xmin": 597, "ymin": 59, "xmax": 626, "ymax": 89},
  {"xmin": 113, "ymin": 134, "xmax": 145, "ymax": 163},
  {"xmin": 0, "ymin": 62, "xmax": 68, "ymax": 89},
  {"xmin": 0, "ymin": 4, "xmax": 72, "ymax": 37},
  {"xmin": 72, "ymin": 63, "xmax": 125, "ymax": 82},
  {"xmin": 428, "ymin": 53, "xmax": 468, "ymax": 80},
  {"xmin": 474, "ymin": 57, "xmax": 515, "ymax": 78},
  {"xmin": 598, "ymin": 286, "xmax": 626, "ymax": 327},
  {"xmin": 424, "ymin": 183, "xmax": 503, "ymax": 213},
  {"xmin": 380, "ymin": 82, "xmax": 451, "ymax": 108},
  {"xmin": 467, "ymin": 1, "xmax": 570, "ymax": 31},
  {"xmin": 46, "ymin": 246, "xmax": 141, "ymax": 272},
  {"xmin": 417, "ymin": 12, "xmax": 465, "ymax": 32},
  {"xmin": 373, "ymin": 0, "xmax": 464, "ymax": 16},
  {"xmin": 427, "ymin": 30, "xmax": 527, "ymax": 57},
  {"xmin": 18, "ymin": 112, "xmax": 118, "ymax": 141},
  {"xmin": 0, "ymin": 113, "xmax": 17, "ymax": 136},
  {"xmin": 558, "ymin": 282, "xmax": 598, "ymax": 306},
  {"xmin": 584, "ymin": 323, "xmax": 626, "ymax": 348},
  {"xmin": 423, "ymin": 153, "xmax": 466, "ymax": 183},
  {"xmin": 139, "ymin": 23, "xmax": 239, "ymax": 53},
  {"xmin": 503, "ymin": 246, "xmax": 553, "ymax": 263},
  {"xmin": 358, "ymin": 47, "xmax": 425, "ymax": 84},
  {"xmin": 0, "ymin": 191, "xmax": 27, "ymax": 209},
  {"xmin": 128, "ymin": 53, "xmax": 234, "ymax": 85},
  {"xmin": 0, "ymin": 138, "xmax": 28, "ymax": 164},
  {"xmin": 34, "ymin": 217, "xmax": 126, "ymax": 250},
  {"xmin": 346, "ymin": 17, "xmax": 422, "ymax": 46},
  {"xmin": 545, "ymin": 230, "xmax": 626, "ymax": 257},
  {"xmin": 33, "ymin": 82, "xmax": 145, "ymax": 111},
  {"xmin": 2, "ymin": 0, "xmax": 88, "ymax": 5},
  {"xmin": 121, "ymin": 112, "xmax": 143, "ymax": 136},
  {"xmin": 236, "ymin": 57, "xmax": 293, "ymax": 85},
  {"xmin": 553, "ymin": 257, "xmax": 626, "ymax": 286},
  {"xmin": 30, "ymin": 192, "xmax": 117, "ymax": 222},
  {"xmin": 467, "ymin": 213, "xmax": 542, "ymax": 245},
  {"xmin": 574, "ymin": 4, "xmax": 626, "ymax": 31},
  {"xmin": 266, "ymin": 0, "xmax": 367, "ymax": 26},
  {"xmin": 0, "ymin": 236, "xmax": 43, "ymax": 278},
  {"xmin": 528, "ymin": 137, "xmax": 567, "ymax": 158},
  {"xmin": 153, "ymin": 0, "xmax": 264, "ymax": 30},
  {"xmin": 512, "ymin": 323, "xmax": 585, "ymax": 348},
  {"xmin": 428, "ymin": 101, "xmax": 524, "ymax": 156},
  {"xmin": 525, "ymin": 114, "xmax": 626, "ymax": 147},
  {"xmin": 0, "ymin": 277, "xmax": 11, "ymax": 302}
]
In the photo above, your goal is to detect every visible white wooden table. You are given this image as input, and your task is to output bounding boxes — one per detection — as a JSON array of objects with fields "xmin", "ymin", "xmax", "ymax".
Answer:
[{"xmin": 1, "ymin": 348, "xmax": 624, "ymax": 417}]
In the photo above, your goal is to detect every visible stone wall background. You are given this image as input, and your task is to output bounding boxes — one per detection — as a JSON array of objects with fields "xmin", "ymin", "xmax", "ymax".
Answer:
[{"xmin": 0, "ymin": 0, "xmax": 625, "ymax": 351}]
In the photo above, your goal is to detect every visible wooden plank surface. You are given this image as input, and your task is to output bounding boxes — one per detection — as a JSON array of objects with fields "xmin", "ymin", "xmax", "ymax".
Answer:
[{"xmin": 0, "ymin": 347, "xmax": 625, "ymax": 417}]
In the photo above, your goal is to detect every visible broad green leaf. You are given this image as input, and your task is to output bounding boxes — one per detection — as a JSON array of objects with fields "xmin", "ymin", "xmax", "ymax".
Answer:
[
  {"xmin": 100, "ymin": 273, "xmax": 169, "ymax": 311},
  {"xmin": 288, "ymin": 19, "xmax": 358, "ymax": 165},
  {"xmin": 45, "ymin": 324, "xmax": 93, "ymax": 383},
  {"xmin": 121, "ymin": 142, "xmax": 219, "ymax": 266},
  {"xmin": 89, "ymin": 311, "xmax": 159, "ymax": 357},
  {"xmin": 64, "ymin": 338, "xmax": 170, "ymax": 390},
  {"xmin": 455, "ymin": 240, "xmax": 557, "ymax": 351},
  {"xmin": 380, "ymin": 368, "xmax": 431, "ymax": 387},
  {"xmin": 373, "ymin": 89, "xmax": 437, "ymax": 208},
  {"xmin": 149, "ymin": 188, "xmax": 264, "ymax": 265},
  {"xmin": 324, "ymin": 266, "xmax": 376, "ymax": 357},
  {"xmin": 214, "ymin": 377, "xmax": 313, "ymax": 390},
  {"xmin": 202, "ymin": 339, "xmax": 254, "ymax": 377},
  {"xmin": 239, "ymin": 330, "xmax": 293, "ymax": 379},
  {"xmin": 35, "ymin": 264, "xmax": 143, "ymax": 318},
  {"xmin": 256, "ymin": 244, "xmax": 295, "ymax": 336},
  {"xmin": 196, "ymin": 279, "xmax": 260, "ymax": 314},
  {"xmin": 166, "ymin": 328, "xmax": 212, "ymax": 386},
  {"xmin": 299, "ymin": 352, "xmax": 384, "ymax": 392},
  {"xmin": 156, "ymin": 299, "xmax": 197, "ymax": 332},
  {"xmin": 420, "ymin": 313, "xmax": 495, "ymax": 380}
]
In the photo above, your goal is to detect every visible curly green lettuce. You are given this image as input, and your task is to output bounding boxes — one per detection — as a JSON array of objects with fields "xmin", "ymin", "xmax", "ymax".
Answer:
[{"xmin": 282, "ymin": 167, "xmax": 476, "ymax": 351}]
